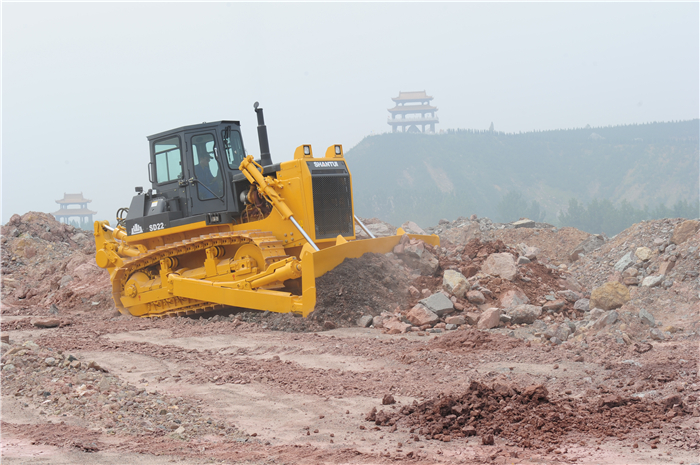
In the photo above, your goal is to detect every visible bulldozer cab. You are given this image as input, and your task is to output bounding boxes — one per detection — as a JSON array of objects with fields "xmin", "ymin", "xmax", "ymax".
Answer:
[{"xmin": 123, "ymin": 121, "xmax": 257, "ymax": 236}]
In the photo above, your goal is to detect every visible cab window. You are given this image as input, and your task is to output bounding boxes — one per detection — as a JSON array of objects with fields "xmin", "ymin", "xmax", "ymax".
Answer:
[
  {"xmin": 222, "ymin": 128, "xmax": 245, "ymax": 169},
  {"xmin": 191, "ymin": 134, "xmax": 224, "ymax": 200},
  {"xmin": 154, "ymin": 136, "xmax": 182, "ymax": 184}
]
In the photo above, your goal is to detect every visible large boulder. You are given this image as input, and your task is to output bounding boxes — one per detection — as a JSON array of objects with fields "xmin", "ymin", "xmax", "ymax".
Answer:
[
  {"xmin": 481, "ymin": 253, "xmax": 517, "ymax": 281},
  {"xmin": 442, "ymin": 270, "xmax": 470, "ymax": 298},
  {"xmin": 382, "ymin": 317, "xmax": 411, "ymax": 334},
  {"xmin": 506, "ymin": 304, "xmax": 542, "ymax": 324},
  {"xmin": 406, "ymin": 304, "xmax": 440, "ymax": 326},
  {"xmin": 499, "ymin": 288, "xmax": 529, "ymax": 308},
  {"xmin": 671, "ymin": 220, "xmax": 700, "ymax": 245},
  {"xmin": 590, "ymin": 282, "xmax": 630, "ymax": 310},
  {"xmin": 420, "ymin": 293, "xmax": 454, "ymax": 316},
  {"xmin": 477, "ymin": 308, "xmax": 501, "ymax": 329}
]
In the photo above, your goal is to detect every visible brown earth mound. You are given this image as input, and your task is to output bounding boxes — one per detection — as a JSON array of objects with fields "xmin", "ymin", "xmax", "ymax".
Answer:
[
  {"xmin": 367, "ymin": 380, "xmax": 690, "ymax": 449},
  {"xmin": 312, "ymin": 252, "xmax": 413, "ymax": 323},
  {"xmin": 1, "ymin": 212, "xmax": 111, "ymax": 315},
  {"xmin": 429, "ymin": 329, "xmax": 523, "ymax": 353}
]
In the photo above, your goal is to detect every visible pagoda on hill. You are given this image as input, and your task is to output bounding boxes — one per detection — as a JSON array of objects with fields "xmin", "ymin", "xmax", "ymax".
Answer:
[
  {"xmin": 52, "ymin": 193, "xmax": 96, "ymax": 227},
  {"xmin": 387, "ymin": 91, "xmax": 439, "ymax": 133}
]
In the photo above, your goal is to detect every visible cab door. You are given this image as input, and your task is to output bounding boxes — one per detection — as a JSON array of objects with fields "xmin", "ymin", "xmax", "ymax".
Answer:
[{"xmin": 184, "ymin": 131, "xmax": 228, "ymax": 216}]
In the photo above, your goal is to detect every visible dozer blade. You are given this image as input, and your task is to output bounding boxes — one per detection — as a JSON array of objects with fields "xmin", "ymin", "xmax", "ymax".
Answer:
[{"xmin": 163, "ymin": 231, "xmax": 439, "ymax": 318}]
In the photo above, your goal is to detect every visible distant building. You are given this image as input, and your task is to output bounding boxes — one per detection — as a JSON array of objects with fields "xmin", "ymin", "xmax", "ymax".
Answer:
[
  {"xmin": 53, "ymin": 193, "xmax": 96, "ymax": 226},
  {"xmin": 387, "ymin": 91, "xmax": 439, "ymax": 133}
]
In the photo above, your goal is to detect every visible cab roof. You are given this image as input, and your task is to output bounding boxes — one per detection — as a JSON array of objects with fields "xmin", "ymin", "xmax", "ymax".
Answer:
[{"xmin": 147, "ymin": 120, "xmax": 241, "ymax": 142}]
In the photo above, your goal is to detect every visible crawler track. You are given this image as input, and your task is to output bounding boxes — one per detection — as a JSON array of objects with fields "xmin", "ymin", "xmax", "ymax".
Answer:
[{"xmin": 112, "ymin": 230, "xmax": 288, "ymax": 318}]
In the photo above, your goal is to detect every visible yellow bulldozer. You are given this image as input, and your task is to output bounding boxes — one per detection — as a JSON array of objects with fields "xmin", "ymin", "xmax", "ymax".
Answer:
[{"xmin": 94, "ymin": 103, "xmax": 439, "ymax": 318}]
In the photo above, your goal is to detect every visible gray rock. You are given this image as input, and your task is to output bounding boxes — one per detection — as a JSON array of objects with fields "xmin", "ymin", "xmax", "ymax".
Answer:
[
  {"xmin": 499, "ymin": 314, "xmax": 512, "ymax": 323},
  {"xmin": 639, "ymin": 308, "xmax": 655, "ymax": 326},
  {"xmin": 506, "ymin": 304, "xmax": 542, "ymax": 324},
  {"xmin": 588, "ymin": 308, "xmax": 605, "ymax": 320},
  {"xmin": 569, "ymin": 234, "xmax": 605, "ymax": 261},
  {"xmin": 400, "ymin": 221, "xmax": 427, "ymax": 235},
  {"xmin": 573, "ymin": 298, "xmax": 590, "ymax": 312},
  {"xmin": 445, "ymin": 324, "xmax": 458, "ymax": 331},
  {"xmin": 564, "ymin": 319, "xmax": 577, "ymax": 333},
  {"xmin": 557, "ymin": 290, "xmax": 581, "ymax": 303},
  {"xmin": 419, "ymin": 293, "xmax": 454, "ymax": 317},
  {"xmin": 650, "ymin": 328, "xmax": 666, "ymax": 341},
  {"xmin": 44, "ymin": 357, "xmax": 57, "ymax": 366},
  {"xmin": 517, "ymin": 256, "xmax": 531, "ymax": 264},
  {"xmin": 614, "ymin": 252, "xmax": 635, "ymax": 272},
  {"xmin": 550, "ymin": 337, "xmax": 563, "ymax": 345},
  {"xmin": 512, "ymin": 219, "xmax": 535, "ymax": 228},
  {"xmin": 59, "ymin": 275, "xmax": 73, "ymax": 288},
  {"xmin": 517, "ymin": 243, "xmax": 540, "ymax": 260},
  {"xmin": 592, "ymin": 310, "xmax": 618, "ymax": 330},
  {"xmin": 3, "ymin": 364, "xmax": 16, "ymax": 371},
  {"xmin": 641, "ymin": 275, "xmax": 664, "ymax": 288},
  {"xmin": 357, "ymin": 315, "xmax": 374, "ymax": 328},
  {"xmin": 531, "ymin": 320, "xmax": 547, "ymax": 332}
]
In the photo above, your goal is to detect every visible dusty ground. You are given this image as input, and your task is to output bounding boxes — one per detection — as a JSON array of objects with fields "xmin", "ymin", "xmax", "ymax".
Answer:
[{"xmin": 1, "ymin": 213, "xmax": 699, "ymax": 464}]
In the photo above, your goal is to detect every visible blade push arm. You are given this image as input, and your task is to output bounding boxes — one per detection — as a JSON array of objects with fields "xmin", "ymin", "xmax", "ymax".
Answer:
[{"xmin": 239, "ymin": 155, "xmax": 319, "ymax": 251}]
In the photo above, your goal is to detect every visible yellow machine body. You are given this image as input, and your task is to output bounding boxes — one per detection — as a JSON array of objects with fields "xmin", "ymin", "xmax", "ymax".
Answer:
[{"xmin": 95, "ymin": 143, "xmax": 439, "ymax": 318}]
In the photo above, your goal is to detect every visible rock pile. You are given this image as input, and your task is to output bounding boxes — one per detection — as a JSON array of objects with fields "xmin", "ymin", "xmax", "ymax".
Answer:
[
  {"xmin": 365, "ymin": 380, "xmax": 691, "ymax": 449},
  {"xmin": 1, "ymin": 212, "xmax": 111, "ymax": 315}
]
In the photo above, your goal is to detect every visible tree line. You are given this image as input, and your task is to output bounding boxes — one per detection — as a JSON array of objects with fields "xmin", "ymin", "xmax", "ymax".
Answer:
[
  {"xmin": 498, "ymin": 191, "xmax": 699, "ymax": 236},
  {"xmin": 556, "ymin": 197, "xmax": 699, "ymax": 236}
]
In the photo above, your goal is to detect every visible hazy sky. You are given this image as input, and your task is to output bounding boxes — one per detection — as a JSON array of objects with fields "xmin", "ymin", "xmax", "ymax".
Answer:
[{"xmin": 2, "ymin": 2, "xmax": 698, "ymax": 225}]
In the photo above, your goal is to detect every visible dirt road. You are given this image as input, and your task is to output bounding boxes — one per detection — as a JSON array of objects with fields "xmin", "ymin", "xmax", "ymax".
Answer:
[{"xmin": 2, "ymin": 308, "xmax": 698, "ymax": 464}]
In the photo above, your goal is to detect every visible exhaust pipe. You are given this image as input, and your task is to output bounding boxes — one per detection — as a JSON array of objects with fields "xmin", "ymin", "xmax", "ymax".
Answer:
[{"xmin": 253, "ymin": 102, "xmax": 272, "ymax": 166}]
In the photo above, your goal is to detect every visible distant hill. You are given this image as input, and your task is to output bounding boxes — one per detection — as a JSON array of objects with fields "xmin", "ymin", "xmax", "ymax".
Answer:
[{"xmin": 345, "ymin": 120, "xmax": 699, "ymax": 228}]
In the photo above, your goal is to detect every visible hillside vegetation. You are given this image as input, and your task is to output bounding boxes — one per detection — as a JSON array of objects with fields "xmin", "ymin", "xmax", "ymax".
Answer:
[{"xmin": 346, "ymin": 120, "xmax": 699, "ymax": 229}]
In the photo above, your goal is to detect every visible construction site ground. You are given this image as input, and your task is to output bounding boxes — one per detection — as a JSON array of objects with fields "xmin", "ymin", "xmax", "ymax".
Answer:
[{"xmin": 1, "ymin": 212, "xmax": 699, "ymax": 464}]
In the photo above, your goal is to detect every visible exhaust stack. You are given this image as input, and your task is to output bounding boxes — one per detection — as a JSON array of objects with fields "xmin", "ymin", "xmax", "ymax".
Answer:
[{"xmin": 253, "ymin": 102, "xmax": 272, "ymax": 166}]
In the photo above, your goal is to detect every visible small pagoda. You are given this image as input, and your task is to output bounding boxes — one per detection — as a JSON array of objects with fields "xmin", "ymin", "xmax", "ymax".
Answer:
[
  {"xmin": 53, "ymin": 193, "xmax": 96, "ymax": 227},
  {"xmin": 387, "ymin": 91, "xmax": 439, "ymax": 133}
]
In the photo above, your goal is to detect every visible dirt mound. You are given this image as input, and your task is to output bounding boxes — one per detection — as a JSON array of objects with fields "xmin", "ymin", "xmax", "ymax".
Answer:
[
  {"xmin": 429, "ymin": 329, "xmax": 523, "ymax": 353},
  {"xmin": 491, "ymin": 226, "xmax": 593, "ymax": 265},
  {"xmin": 1, "ymin": 212, "xmax": 111, "ymax": 315},
  {"xmin": 313, "ymin": 252, "xmax": 413, "ymax": 324},
  {"xmin": 366, "ymin": 380, "xmax": 691, "ymax": 449}
]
